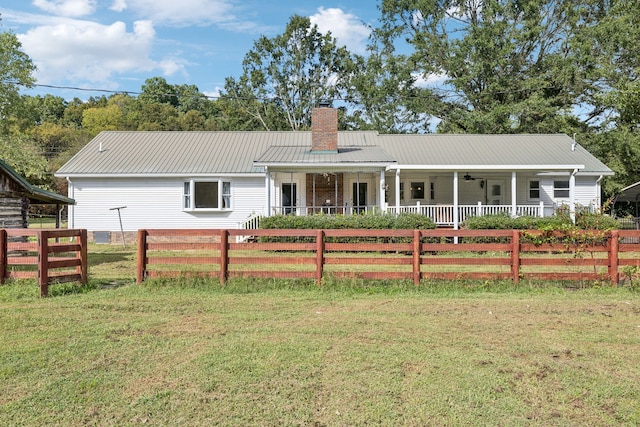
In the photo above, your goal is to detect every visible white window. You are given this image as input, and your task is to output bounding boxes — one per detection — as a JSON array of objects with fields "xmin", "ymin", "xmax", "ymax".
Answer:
[
  {"xmin": 553, "ymin": 180, "xmax": 570, "ymax": 199},
  {"xmin": 183, "ymin": 180, "xmax": 232, "ymax": 210},
  {"xmin": 528, "ymin": 180, "xmax": 540, "ymax": 200}
]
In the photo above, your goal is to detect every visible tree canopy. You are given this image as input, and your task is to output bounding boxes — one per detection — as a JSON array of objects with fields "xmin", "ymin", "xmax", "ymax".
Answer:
[
  {"xmin": 222, "ymin": 15, "xmax": 357, "ymax": 131},
  {"xmin": 1, "ymin": 5, "xmax": 640, "ymax": 201},
  {"xmin": 0, "ymin": 21, "xmax": 36, "ymax": 134}
]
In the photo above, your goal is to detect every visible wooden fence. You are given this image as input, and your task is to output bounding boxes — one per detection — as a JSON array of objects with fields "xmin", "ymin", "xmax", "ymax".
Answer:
[
  {"xmin": 136, "ymin": 228, "xmax": 640, "ymax": 286},
  {"xmin": 0, "ymin": 228, "xmax": 88, "ymax": 296}
]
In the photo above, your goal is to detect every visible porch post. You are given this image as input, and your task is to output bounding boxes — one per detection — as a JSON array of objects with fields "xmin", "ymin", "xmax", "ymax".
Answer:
[
  {"xmin": 334, "ymin": 174, "xmax": 338, "ymax": 214},
  {"xmin": 290, "ymin": 172, "xmax": 294, "ymax": 215},
  {"xmin": 356, "ymin": 172, "xmax": 360, "ymax": 212},
  {"xmin": 379, "ymin": 170, "xmax": 386, "ymax": 212},
  {"xmin": 395, "ymin": 169, "xmax": 401, "ymax": 214},
  {"xmin": 570, "ymin": 169, "xmax": 577, "ymax": 223},
  {"xmin": 453, "ymin": 171, "xmax": 459, "ymax": 230},
  {"xmin": 265, "ymin": 167, "xmax": 271, "ymax": 216},
  {"xmin": 511, "ymin": 171, "xmax": 517, "ymax": 217}
]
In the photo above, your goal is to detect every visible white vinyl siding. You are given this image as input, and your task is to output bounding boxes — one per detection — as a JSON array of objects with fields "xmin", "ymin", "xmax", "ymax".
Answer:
[{"xmin": 68, "ymin": 177, "xmax": 264, "ymax": 231}]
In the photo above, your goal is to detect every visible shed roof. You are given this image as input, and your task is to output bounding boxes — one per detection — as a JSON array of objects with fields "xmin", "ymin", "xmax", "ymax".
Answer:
[
  {"xmin": 55, "ymin": 131, "xmax": 612, "ymax": 177},
  {"xmin": 0, "ymin": 159, "xmax": 75, "ymax": 205}
]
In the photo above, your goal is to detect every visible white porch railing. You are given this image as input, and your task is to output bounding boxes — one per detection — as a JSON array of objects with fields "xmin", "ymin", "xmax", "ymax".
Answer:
[{"xmin": 386, "ymin": 201, "xmax": 545, "ymax": 226}]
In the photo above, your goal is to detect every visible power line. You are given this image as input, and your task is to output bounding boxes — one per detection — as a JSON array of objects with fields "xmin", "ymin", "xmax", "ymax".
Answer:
[{"xmin": 7, "ymin": 80, "xmax": 572, "ymax": 104}]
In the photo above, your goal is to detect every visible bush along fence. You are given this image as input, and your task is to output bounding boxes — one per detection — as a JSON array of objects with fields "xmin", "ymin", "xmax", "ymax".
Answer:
[
  {"xmin": 0, "ymin": 228, "xmax": 88, "ymax": 296},
  {"xmin": 136, "ymin": 228, "xmax": 640, "ymax": 286}
]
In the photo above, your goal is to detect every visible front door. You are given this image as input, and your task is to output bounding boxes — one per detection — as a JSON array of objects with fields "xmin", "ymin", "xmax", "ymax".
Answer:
[
  {"xmin": 352, "ymin": 182, "xmax": 367, "ymax": 213},
  {"xmin": 487, "ymin": 180, "xmax": 504, "ymax": 205},
  {"xmin": 282, "ymin": 183, "xmax": 297, "ymax": 214}
]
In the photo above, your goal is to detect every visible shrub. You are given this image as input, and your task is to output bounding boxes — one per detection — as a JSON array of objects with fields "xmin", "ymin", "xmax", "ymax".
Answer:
[
  {"xmin": 258, "ymin": 212, "xmax": 435, "ymax": 244},
  {"xmin": 463, "ymin": 213, "xmax": 570, "ymax": 230},
  {"xmin": 260, "ymin": 212, "xmax": 435, "ymax": 230},
  {"xmin": 463, "ymin": 211, "xmax": 619, "ymax": 231}
]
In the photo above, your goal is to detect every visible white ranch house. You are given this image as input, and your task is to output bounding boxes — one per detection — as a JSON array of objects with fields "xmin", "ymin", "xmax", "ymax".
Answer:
[{"xmin": 56, "ymin": 107, "xmax": 613, "ymax": 241}]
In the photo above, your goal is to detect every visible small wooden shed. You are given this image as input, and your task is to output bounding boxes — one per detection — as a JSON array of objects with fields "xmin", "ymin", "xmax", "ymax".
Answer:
[{"xmin": 0, "ymin": 159, "xmax": 75, "ymax": 228}]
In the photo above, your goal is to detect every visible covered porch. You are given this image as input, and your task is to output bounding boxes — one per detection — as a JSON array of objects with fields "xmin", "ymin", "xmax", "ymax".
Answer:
[{"xmin": 264, "ymin": 169, "xmax": 562, "ymax": 228}]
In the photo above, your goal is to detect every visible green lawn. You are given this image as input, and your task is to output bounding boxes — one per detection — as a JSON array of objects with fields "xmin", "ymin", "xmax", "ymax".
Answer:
[{"xmin": 1, "ymin": 269, "xmax": 639, "ymax": 425}]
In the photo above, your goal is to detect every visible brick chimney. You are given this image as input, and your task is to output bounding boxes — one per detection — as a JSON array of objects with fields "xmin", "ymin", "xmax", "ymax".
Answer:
[{"xmin": 311, "ymin": 105, "xmax": 338, "ymax": 153}]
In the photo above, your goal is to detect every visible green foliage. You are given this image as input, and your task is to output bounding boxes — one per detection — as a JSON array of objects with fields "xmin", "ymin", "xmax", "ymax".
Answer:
[
  {"xmin": 222, "ymin": 15, "xmax": 357, "ymax": 131},
  {"xmin": 0, "ymin": 26, "xmax": 36, "ymax": 134},
  {"xmin": 464, "ymin": 210, "xmax": 619, "ymax": 232},
  {"xmin": 463, "ymin": 213, "xmax": 571, "ymax": 230},
  {"xmin": 0, "ymin": 134, "xmax": 50, "ymax": 188},
  {"xmin": 259, "ymin": 213, "xmax": 435, "ymax": 244},
  {"xmin": 260, "ymin": 212, "xmax": 435, "ymax": 230},
  {"xmin": 378, "ymin": 0, "xmax": 603, "ymax": 134}
]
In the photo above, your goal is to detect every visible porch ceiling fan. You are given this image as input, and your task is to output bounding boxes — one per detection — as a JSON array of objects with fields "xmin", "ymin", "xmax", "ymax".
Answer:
[{"xmin": 463, "ymin": 173, "xmax": 485, "ymax": 188}]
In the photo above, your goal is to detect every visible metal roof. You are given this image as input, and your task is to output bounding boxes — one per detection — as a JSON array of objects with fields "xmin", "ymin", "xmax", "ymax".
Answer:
[
  {"xmin": 254, "ymin": 145, "xmax": 396, "ymax": 169},
  {"xmin": 378, "ymin": 134, "xmax": 612, "ymax": 173},
  {"xmin": 55, "ymin": 131, "xmax": 612, "ymax": 177}
]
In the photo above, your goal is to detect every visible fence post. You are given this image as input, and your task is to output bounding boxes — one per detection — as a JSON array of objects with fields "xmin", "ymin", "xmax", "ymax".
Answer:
[
  {"xmin": 219, "ymin": 229, "xmax": 229, "ymax": 285},
  {"xmin": 413, "ymin": 229, "xmax": 421, "ymax": 285},
  {"xmin": 136, "ymin": 229, "xmax": 147, "ymax": 284},
  {"xmin": 316, "ymin": 229, "xmax": 324, "ymax": 285},
  {"xmin": 38, "ymin": 230, "xmax": 49, "ymax": 297},
  {"xmin": 0, "ymin": 229, "xmax": 6, "ymax": 284},
  {"xmin": 609, "ymin": 230, "xmax": 619, "ymax": 286},
  {"xmin": 511, "ymin": 230, "xmax": 520, "ymax": 285},
  {"xmin": 78, "ymin": 229, "xmax": 88, "ymax": 285}
]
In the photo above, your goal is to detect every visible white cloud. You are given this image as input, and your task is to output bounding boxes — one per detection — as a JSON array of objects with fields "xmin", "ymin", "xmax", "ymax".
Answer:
[
  {"xmin": 110, "ymin": 0, "xmax": 127, "ymax": 12},
  {"xmin": 18, "ymin": 19, "xmax": 184, "ymax": 85},
  {"xmin": 310, "ymin": 7, "xmax": 370, "ymax": 54},
  {"xmin": 32, "ymin": 0, "xmax": 97, "ymax": 18},
  {"xmin": 414, "ymin": 72, "xmax": 449, "ymax": 88},
  {"xmin": 116, "ymin": 0, "xmax": 241, "ymax": 28}
]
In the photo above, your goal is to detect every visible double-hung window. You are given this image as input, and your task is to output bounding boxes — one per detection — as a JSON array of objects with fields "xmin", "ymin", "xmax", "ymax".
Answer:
[
  {"xmin": 183, "ymin": 179, "xmax": 231, "ymax": 210},
  {"xmin": 553, "ymin": 180, "xmax": 570, "ymax": 199},
  {"xmin": 528, "ymin": 180, "xmax": 540, "ymax": 200}
]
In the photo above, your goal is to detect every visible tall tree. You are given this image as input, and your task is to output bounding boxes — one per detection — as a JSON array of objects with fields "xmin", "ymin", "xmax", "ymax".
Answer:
[
  {"xmin": 576, "ymin": 1, "xmax": 640, "ymax": 196},
  {"xmin": 222, "ymin": 15, "xmax": 356, "ymax": 131},
  {"xmin": 0, "ymin": 20, "xmax": 37, "ymax": 133},
  {"xmin": 345, "ymin": 31, "xmax": 438, "ymax": 133},
  {"xmin": 378, "ymin": 0, "xmax": 602, "ymax": 134}
]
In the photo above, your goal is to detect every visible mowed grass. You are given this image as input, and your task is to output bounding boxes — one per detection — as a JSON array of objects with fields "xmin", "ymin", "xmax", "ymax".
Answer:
[
  {"xmin": 1, "ymin": 244, "xmax": 640, "ymax": 425},
  {"xmin": 1, "ymin": 287, "xmax": 639, "ymax": 425}
]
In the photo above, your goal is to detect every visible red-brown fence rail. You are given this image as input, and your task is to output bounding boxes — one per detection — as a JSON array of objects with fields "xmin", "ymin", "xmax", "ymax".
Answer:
[
  {"xmin": 0, "ymin": 229, "xmax": 88, "ymax": 296},
  {"xmin": 137, "ymin": 228, "xmax": 640, "ymax": 286}
]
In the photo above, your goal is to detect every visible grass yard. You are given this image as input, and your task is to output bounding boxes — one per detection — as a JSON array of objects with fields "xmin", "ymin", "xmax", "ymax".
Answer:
[{"xmin": 1, "ymin": 252, "xmax": 640, "ymax": 426}]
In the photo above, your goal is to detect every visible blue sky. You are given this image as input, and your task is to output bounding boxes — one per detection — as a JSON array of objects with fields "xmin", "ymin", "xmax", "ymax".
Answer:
[{"xmin": 0, "ymin": 0, "xmax": 379, "ymax": 100}]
